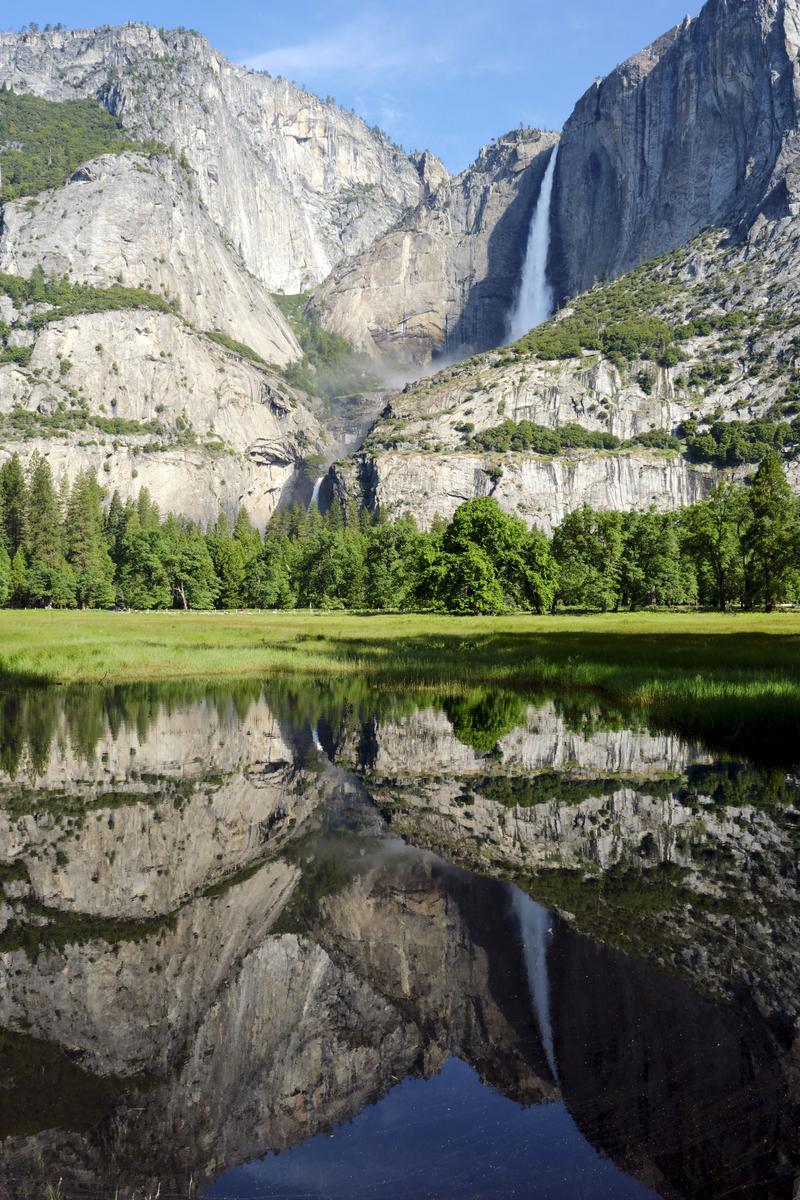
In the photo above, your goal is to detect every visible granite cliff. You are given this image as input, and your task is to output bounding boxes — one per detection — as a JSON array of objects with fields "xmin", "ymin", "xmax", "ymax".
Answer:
[{"xmin": 3, "ymin": 0, "xmax": 800, "ymax": 532}]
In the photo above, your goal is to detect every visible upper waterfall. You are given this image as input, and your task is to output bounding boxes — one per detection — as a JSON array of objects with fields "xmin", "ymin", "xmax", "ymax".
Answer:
[
  {"xmin": 506, "ymin": 145, "xmax": 559, "ymax": 343},
  {"xmin": 512, "ymin": 888, "xmax": 559, "ymax": 1083}
]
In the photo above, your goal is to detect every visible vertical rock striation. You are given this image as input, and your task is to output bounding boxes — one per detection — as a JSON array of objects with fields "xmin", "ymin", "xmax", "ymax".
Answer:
[{"xmin": 552, "ymin": 0, "xmax": 800, "ymax": 300}]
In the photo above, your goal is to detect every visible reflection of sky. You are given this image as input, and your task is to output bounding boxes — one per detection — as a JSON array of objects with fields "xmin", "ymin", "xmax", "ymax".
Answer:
[{"xmin": 204, "ymin": 1056, "xmax": 660, "ymax": 1199}]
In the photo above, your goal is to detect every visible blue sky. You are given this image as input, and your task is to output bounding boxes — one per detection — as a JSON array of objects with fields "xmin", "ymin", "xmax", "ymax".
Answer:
[{"xmin": 5, "ymin": 0, "xmax": 701, "ymax": 171}]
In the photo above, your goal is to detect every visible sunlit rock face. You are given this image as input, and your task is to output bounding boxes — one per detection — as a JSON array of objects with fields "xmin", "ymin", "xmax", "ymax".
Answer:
[
  {"xmin": 0, "ymin": 24, "xmax": 425, "ymax": 294},
  {"xmin": 311, "ymin": 131, "xmax": 560, "ymax": 366},
  {"xmin": 0, "ymin": 153, "xmax": 300, "ymax": 366},
  {"xmin": 332, "ymin": 449, "xmax": 718, "ymax": 533},
  {"xmin": 551, "ymin": 0, "xmax": 800, "ymax": 301}
]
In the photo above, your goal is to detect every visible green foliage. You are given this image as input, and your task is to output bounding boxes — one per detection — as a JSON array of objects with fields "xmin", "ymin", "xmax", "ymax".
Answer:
[
  {"xmin": 417, "ymin": 498, "xmax": 559, "ymax": 615},
  {"xmin": 204, "ymin": 330, "xmax": 271, "ymax": 370},
  {"xmin": 0, "ymin": 88, "xmax": 164, "ymax": 200},
  {"xmin": 680, "ymin": 417, "xmax": 800, "ymax": 467},
  {"xmin": 272, "ymin": 291, "xmax": 380, "ymax": 399},
  {"xmin": 466, "ymin": 419, "xmax": 682, "ymax": 457},
  {"xmin": 0, "ymin": 270, "xmax": 177, "ymax": 337},
  {"xmin": 504, "ymin": 250, "xmax": 754, "ymax": 376},
  {"xmin": 744, "ymin": 451, "xmax": 798, "ymax": 612},
  {"xmin": 468, "ymin": 420, "xmax": 621, "ymax": 455},
  {"xmin": 0, "ymin": 451, "xmax": 797, "ymax": 616}
]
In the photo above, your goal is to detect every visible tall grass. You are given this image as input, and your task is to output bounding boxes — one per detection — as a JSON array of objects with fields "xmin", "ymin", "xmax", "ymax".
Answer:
[{"xmin": 0, "ymin": 610, "xmax": 798, "ymax": 763}]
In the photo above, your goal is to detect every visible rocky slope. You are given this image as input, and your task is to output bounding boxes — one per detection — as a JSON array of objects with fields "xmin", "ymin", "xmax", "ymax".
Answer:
[
  {"xmin": 0, "ymin": 23, "xmax": 425, "ymax": 293},
  {"xmin": 0, "ymin": 302, "xmax": 323, "ymax": 527},
  {"xmin": 0, "ymin": 152, "xmax": 299, "ymax": 365},
  {"xmin": 0, "ymin": 22, "xmax": 428, "ymax": 524},
  {"xmin": 4, "ymin": 0, "xmax": 800, "ymax": 528},
  {"xmin": 336, "ymin": 213, "xmax": 800, "ymax": 528},
  {"xmin": 311, "ymin": 130, "xmax": 559, "ymax": 366}
]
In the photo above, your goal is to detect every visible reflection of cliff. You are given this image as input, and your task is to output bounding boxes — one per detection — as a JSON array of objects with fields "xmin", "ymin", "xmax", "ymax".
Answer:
[
  {"xmin": 350, "ymin": 706, "xmax": 800, "ymax": 1044},
  {"xmin": 551, "ymin": 923, "xmax": 798, "ymax": 1200},
  {"xmin": 344, "ymin": 702, "xmax": 712, "ymax": 778},
  {"xmin": 0, "ymin": 687, "xmax": 797, "ymax": 1199},
  {"xmin": 0, "ymin": 828, "xmax": 797, "ymax": 1200}
]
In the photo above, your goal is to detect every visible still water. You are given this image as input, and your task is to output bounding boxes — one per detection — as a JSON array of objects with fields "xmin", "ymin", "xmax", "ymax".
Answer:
[{"xmin": 0, "ymin": 680, "xmax": 796, "ymax": 1199}]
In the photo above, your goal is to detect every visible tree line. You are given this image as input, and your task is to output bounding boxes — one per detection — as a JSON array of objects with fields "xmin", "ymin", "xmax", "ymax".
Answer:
[{"xmin": 0, "ymin": 450, "xmax": 797, "ymax": 614}]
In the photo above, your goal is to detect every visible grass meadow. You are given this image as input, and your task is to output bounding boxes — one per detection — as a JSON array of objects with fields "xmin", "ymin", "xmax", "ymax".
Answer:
[{"xmin": 2, "ymin": 608, "xmax": 797, "ymax": 762}]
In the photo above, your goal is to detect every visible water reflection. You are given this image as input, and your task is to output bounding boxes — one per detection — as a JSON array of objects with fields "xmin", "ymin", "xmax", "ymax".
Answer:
[{"xmin": 0, "ymin": 680, "xmax": 796, "ymax": 1199}]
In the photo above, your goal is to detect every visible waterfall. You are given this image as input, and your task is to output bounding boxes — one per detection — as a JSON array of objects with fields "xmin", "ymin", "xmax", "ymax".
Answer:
[
  {"xmin": 506, "ymin": 145, "xmax": 559, "ymax": 343},
  {"xmin": 308, "ymin": 476, "xmax": 324, "ymax": 511},
  {"xmin": 512, "ymin": 889, "xmax": 559, "ymax": 1082}
]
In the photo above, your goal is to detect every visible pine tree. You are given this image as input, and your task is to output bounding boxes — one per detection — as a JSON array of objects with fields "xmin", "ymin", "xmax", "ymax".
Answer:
[
  {"xmin": 64, "ymin": 470, "xmax": 116, "ymax": 608},
  {"xmin": 24, "ymin": 454, "xmax": 75, "ymax": 607},
  {"xmin": 0, "ymin": 543, "xmax": 10, "ymax": 607},
  {"xmin": 0, "ymin": 453, "xmax": 27, "ymax": 554},
  {"xmin": 745, "ymin": 451, "xmax": 798, "ymax": 611},
  {"xmin": 136, "ymin": 487, "xmax": 161, "ymax": 531},
  {"xmin": 9, "ymin": 547, "xmax": 27, "ymax": 607}
]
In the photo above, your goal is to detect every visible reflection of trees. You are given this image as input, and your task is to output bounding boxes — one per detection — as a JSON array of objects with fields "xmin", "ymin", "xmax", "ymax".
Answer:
[{"xmin": 444, "ymin": 690, "xmax": 526, "ymax": 753}]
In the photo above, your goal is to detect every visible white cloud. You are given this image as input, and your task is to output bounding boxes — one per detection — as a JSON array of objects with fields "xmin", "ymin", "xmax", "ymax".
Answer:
[{"xmin": 245, "ymin": 17, "xmax": 449, "ymax": 82}]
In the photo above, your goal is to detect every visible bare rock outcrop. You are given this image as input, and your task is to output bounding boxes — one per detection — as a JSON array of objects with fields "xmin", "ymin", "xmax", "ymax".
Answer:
[
  {"xmin": 333, "ymin": 448, "xmax": 716, "ymax": 533},
  {"xmin": 0, "ymin": 309, "xmax": 324, "ymax": 527},
  {"xmin": 0, "ymin": 153, "xmax": 300, "ymax": 366},
  {"xmin": 0, "ymin": 23, "xmax": 426, "ymax": 293},
  {"xmin": 312, "ymin": 130, "xmax": 559, "ymax": 365},
  {"xmin": 551, "ymin": 0, "xmax": 800, "ymax": 300}
]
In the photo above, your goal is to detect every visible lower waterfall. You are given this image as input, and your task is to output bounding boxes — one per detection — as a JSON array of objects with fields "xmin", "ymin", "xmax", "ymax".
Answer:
[
  {"xmin": 506, "ymin": 145, "xmax": 559, "ymax": 342},
  {"xmin": 308, "ymin": 476, "xmax": 324, "ymax": 511}
]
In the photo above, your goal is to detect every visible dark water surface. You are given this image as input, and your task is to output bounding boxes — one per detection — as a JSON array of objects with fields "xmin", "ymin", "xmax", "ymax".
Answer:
[{"xmin": 0, "ymin": 679, "xmax": 796, "ymax": 1199}]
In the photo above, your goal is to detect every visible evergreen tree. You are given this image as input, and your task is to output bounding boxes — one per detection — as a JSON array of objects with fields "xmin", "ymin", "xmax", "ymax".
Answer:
[
  {"xmin": 0, "ymin": 543, "xmax": 10, "ymax": 607},
  {"xmin": 23, "ymin": 454, "xmax": 75, "ymax": 607},
  {"xmin": 247, "ymin": 534, "xmax": 296, "ymax": 609},
  {"xmin": 64, "ymin": 470, "xmax": 116, "ymax": 608},
  {"xmin": 744, "ymin": 452, "xmax": 798, "ymax": 611},
  {"xmin": 117, "ymin": 529, "xmax": 171, "ymax": 609},
  {"xmin": 9, "ymin": 547, "xmax": 27, "ymax": 607},
  {"xmin": 207, "ymin": 514, "xmax": 246, "ymax": 609},
  {"xmin": 0, "ymin": 453, "xmax": 27, "ymax": 555},
  {"xmin": 135, "ymin": 487, "xmax": 161, "ymax": 531}
]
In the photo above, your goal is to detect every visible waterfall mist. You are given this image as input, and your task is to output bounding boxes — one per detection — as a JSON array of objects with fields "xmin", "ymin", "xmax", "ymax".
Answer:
[
  {"xmin": 506, "ymin": 145, "xmax": 559, "ymax": 343},
  {"xmin": 512, "ymin": 888, "xmax": 559, "ymax": 1083}
]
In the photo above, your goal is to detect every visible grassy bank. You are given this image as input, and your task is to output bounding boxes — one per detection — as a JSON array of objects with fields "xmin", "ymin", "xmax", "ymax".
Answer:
[
  {"xmin": 0, "ymin": 609, "xmax": 799, "ymax": 687},
  {"xmin": 0, "ymin": 608, "xmax": 799, "ymax": 760}
]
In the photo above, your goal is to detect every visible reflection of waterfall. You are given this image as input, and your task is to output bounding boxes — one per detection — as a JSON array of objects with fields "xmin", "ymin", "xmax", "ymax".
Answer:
[
  {"xmin": 308, "ymin": 476, "xmax": 324, "ymax": 511},
  {"xmin": 512, "ymin": 888, "xmax": 559, "ymax": 1082},
  {"xmin": 506, "ymin": 145, "xmax": 559, "ymax": 343},
  {"xmin": 311, "ymin": 723, "xmax": 324, "ymax": 753}
]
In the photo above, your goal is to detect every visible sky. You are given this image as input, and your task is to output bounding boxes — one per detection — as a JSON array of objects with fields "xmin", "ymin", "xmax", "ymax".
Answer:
[{"xmin": 3, "ymin": 0, "xmax": 701, "ymax": 171}]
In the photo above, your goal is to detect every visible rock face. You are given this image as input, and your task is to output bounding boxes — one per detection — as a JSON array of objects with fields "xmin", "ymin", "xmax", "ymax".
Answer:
[
  {"xmin": 333, "ymin": 448, "xmax": 716, "ymax": 532},
  {"xmin": 311, "ymin": 131, "xmax": 559, "ymax": 365},
  {"xmin": 0, "ymin": 308, "xmax": 323, "ymax": 528},
  {"xmin": 0, "ymin": 153, "xmax": 299, "ymax": 366},
  {"xmin": 551, "ymin": 0, "xmax": 800, "ymax": 300},
  {"xmin": 0, "ymin": 24, "xmax": 426, "ymax": 293}
]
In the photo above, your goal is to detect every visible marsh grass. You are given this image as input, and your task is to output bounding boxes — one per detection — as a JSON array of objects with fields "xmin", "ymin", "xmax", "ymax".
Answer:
[{"xmin": 0, "ymin": 610, "xmax": 799, "ymax": 763}]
